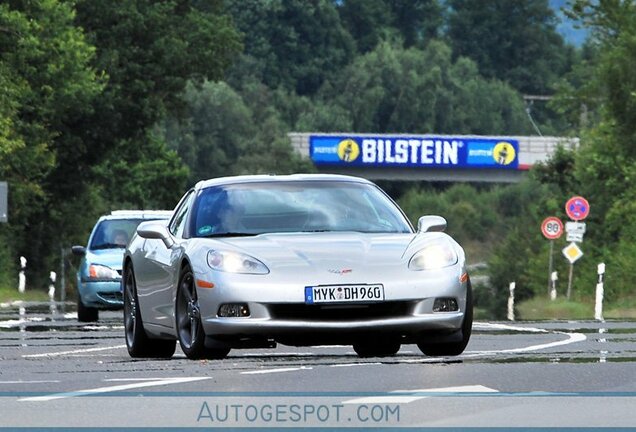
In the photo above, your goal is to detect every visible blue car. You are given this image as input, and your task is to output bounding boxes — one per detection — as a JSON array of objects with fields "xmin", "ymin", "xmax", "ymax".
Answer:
[{"xmin": 72, "ymin": 210, "xmax": 172, "ymax": 322}]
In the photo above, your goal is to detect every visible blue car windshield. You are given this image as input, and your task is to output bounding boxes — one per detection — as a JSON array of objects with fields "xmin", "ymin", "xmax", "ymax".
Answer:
[
  {"xmin": 89, "ymin": 219, "xmax": 145, "ymax": 250},
  {"xmin": 191, "ymin": 181, "xmax": 413, "ymax": 237}
]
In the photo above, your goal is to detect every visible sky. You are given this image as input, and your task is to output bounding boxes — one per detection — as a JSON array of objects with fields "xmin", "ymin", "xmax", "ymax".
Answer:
[{"xmin": 550, "ymin": 0, "xmax": 589, "ymax": 47}]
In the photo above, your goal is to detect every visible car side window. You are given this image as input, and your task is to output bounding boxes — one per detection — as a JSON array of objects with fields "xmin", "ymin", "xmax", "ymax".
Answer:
[{"xmin": 169, "ymin": 191, "xmax": 194, "ymax": 238}]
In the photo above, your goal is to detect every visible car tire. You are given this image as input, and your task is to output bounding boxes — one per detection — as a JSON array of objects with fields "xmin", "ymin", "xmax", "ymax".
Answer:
[
  {"xmin": 77, "ymin": 298, "xmax": 98, "ymax": 322},
  {"xmin": 176, "ymin": 264, "xmax": 230, "ymax": 360},
  {"xmin": 353, "ymin": 339, "xmax": 401, "ymax": 358},
  {"xmin": 123, "ymin": 263, "xmax": 176, "ymax": 358},
  {"xmin": 417, "ymin": 280, "xmax": 473, "ymax": 357}
]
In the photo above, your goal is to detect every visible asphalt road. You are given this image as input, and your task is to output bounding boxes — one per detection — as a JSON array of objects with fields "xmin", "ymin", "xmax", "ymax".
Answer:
[{"xmin": 1, "ymin": 301, "xmax": 636, "ymax": 428}]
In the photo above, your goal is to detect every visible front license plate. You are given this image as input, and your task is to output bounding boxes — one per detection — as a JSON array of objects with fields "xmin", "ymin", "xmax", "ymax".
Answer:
[{"xmin": 304, "ymin": 284, "xmax": 385, "ymax": 304}]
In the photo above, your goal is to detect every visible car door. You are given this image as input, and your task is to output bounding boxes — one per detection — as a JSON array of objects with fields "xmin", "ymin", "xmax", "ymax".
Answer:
[{"xmin": 139, "ymin": 191, "xmax": 194, "ymax": 333}]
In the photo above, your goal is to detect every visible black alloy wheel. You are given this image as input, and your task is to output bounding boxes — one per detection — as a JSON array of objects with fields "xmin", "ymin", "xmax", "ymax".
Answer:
[
  {"xmin": 123, "ymin": 263, "xmax": 176, "ymax": 358},
  {"xmin": 176, "ymin": 265, "xmax": 229, "ymax": 360}
]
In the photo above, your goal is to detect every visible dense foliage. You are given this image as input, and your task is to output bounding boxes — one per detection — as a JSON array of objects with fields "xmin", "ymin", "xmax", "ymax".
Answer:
[{"xmin": 2, "ymin": 0, "xmax": 633, "ymax": 319}]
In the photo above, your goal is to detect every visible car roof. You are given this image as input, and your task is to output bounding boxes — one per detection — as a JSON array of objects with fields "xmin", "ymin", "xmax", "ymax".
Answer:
[
  {"xmin": 97, "ymin": 210, "xmax": 173, "ymax": 222},
  {"xmin": 194, "ymin": 174, "xmax": 373, "ymax": 191}
]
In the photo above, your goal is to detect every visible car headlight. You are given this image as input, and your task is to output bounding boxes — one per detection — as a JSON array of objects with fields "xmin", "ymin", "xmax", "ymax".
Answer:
[
  {"xmin": 88, "ymin": 264, "xmax": 120, "ymax": 279},
  {"xmin": 409, "ymin": 240, "xmax": 458, "ymax": 271},
  {"xmin": 207, "ymin": 250, "xmax": 269, "ymax": 275}
]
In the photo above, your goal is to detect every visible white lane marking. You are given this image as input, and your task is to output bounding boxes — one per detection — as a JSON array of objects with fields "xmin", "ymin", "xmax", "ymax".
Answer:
[
  {"xmin": 344, "ymin": 395, "xmax": 423, "ymax": 404},
  {"xmin": 241, "ymin": 366, "xmax": 313, "ymax": 375},
  {"xmin": 0, "ymin": 301, "xmax": 25, "ymax": 308},
  {"xmin": 103, "ymin": 378, "xmax": 179, "ymax": 382},
  {"xmin": 330, "ymin": 362, "xmax": 381, "ymax": 368},
  {"xmin": 466, "ymin": 331, "xmax": 587, "ymax": 356},
  {"xmin": 19, "ymin": 377, "xmax": 210, "ymax": 402},
  {"xmin": 343, "ymin": 385, "xmax": 498, "ymax": 404},
  {"xmin": 473, "ymin": 322, "xmax": 549, "ymax": 333},
  {"xmin": 0, "ymin": 380, "xmax": 61, "ymax": 384},
  {"xmin": 0, "ymin": 317, "xmax": 45, "ymax": 328},
  {"xmin": 84, "ymin": 325, "xmax": 124, "ymax": 330},
  {"xmin": 311, "ymin": 345, "xmax": 348, "ymax": 348},
  {"xmin": 22, "ymin": 344, "xmax": 126, "ymax": 358}
]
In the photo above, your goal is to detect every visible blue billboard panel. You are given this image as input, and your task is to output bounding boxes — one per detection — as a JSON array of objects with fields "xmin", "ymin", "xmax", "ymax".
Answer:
[{"xmin": 310, "ymin": 136, "xmax": 519, "ymax": 169}]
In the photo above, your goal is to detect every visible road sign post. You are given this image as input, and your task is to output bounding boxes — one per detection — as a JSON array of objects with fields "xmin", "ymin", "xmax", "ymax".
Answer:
[
  {"xmin": 548, "ymin": 240, "xmax": 554, "ymax": 296},
  {"xmin": 541, "ymin": 217, "xmax": 563, "ymax": 296},
  {"xmin": 562, "ymin": 242, "xmax": 583, "ymax": 300},
  {"xmin": 563, "ymin": 196, "xmax": 589, "ymax": 300},
  {"xmin": 567, "ymin": 264, "xmax": 573, "ymax": 300}
]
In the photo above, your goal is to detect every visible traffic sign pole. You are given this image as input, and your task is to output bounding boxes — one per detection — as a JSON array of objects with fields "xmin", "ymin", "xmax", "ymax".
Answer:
[
  {"xmin": 563, "ymin": 196, "xmax": 589, "ymax": 300},
  {"xmin": 547, "ymin": 240, "xmax": 554, "ymax": 296},
  {"xmin": 567, "ymin": 263, "xmax": 574, "ymax": 300},
  {"xmin": 541, "ymin": 217, "xmax": 563, "ymax": 297}
]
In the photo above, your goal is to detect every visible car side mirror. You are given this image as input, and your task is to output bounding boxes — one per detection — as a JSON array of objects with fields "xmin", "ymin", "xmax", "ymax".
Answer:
[
  {"xmin": 417, "ymin": 215, "xmax": 447, "ymax": 233},
  {"xmin": 71, "ymin": 245, "xmax": 86, "ymax": 256},
  {"xmin": 137, "ymin": 221, "xmax": 175, "ymax": 248}
]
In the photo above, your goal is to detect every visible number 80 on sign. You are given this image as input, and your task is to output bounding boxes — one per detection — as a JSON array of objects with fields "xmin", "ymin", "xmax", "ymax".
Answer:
[{"xmin": 541, "ymin": 217, "xmax": 564, "ymax": 240}]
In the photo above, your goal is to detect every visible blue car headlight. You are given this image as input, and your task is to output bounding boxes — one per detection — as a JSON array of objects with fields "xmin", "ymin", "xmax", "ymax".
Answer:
[
  {"xmin": 409, "ymin": 240, "xmax": 458, "ymax": 271},
  {"xmin": 207, "ymin": 250, "xmax": 269, "ymax": 275}
]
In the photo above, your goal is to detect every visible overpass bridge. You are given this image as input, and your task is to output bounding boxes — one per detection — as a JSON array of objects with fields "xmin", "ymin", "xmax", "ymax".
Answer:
[{"xmin": 289, "ymin": 132, "xmax": 578, "ymax": 183}]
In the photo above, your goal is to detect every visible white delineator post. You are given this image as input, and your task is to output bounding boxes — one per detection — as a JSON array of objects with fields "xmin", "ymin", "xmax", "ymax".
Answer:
[
  {"xmin": 48, "ymin": 271, "xmax": 56, "ymax": 301},
  {"xmin": 550, "ymin": 271, "xmax": 558, "ymax": 301},
  {"xmin": 49, "ymin": 271, "xmax": 57, "ymax": 317},
  {"xmin": 18, "ymin": 256, "xmax": 27, "ymax": 293},
  {"xmin": 507, "ymin": 282, "xmax": 516, "ymax": 321},
  {"xmin": 595, "ymin": 263, "xmax": 605, "ymax": 321}
]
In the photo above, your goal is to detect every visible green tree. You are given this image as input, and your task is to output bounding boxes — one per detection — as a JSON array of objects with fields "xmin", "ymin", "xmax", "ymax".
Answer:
[
  {"xmin": 162, "ymin": 81, "xmax": 254, "ymax": 184},
  {"xmin": 314, "ymin": 41, "xmax": 531, "ymax": 135},
  {"xmin": 0, "ymin": 0, "xmax": 102, "ymax": 287},
  {"xmin": 448, "ymin": 0, "xmax": 574, "ymax": 94},
  {"xmin": 2, "ymin": 0, "xmax": 242, "ymax": 287},
  {"xmin": 337, "ymin": 0, "xmax": 442, "ymax": 52},
  {"xmin": 225, "ymin": 0, "xmax": 355, "ymax": 95}
]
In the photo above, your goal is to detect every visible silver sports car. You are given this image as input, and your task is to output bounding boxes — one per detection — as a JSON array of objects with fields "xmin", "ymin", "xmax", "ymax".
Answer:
[{"xmin": 123, "ymin": 174, "xmax": 472, "ymax": 359}]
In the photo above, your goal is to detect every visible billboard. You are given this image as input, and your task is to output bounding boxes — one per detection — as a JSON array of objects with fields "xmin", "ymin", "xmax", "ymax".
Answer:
[
  {"xmin": 310, "ymin": 135, "xmax": 519, "ymax": 169},
  {"xmin": 0, "ymin": 182, "xmax": 6, "ymax": 223}
]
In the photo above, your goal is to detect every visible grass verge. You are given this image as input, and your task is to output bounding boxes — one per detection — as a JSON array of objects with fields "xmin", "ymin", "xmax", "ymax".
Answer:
[
  {"xmin": 517, "ymin": 297, "xmax": 593, "ymax": 320},
  {"xmin": 518, "ymin": 296, "xmax": 636, "ymax": 320},
  {"xmin": 0, "ymin": 286, "xmax": 49, "ymax": 303},
  {"xmin": 605, "ymin": 296, "xmax": 636, "ymax": 319}
]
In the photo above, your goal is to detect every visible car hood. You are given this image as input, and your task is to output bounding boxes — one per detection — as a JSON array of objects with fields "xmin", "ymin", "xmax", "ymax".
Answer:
[
  {"xmin": 86, "ymin": 248, "xmax": 125, "ymax": 270},
  {"xmin": 203, "ymin": 232, "xmax": 450, "ymax": 269}
]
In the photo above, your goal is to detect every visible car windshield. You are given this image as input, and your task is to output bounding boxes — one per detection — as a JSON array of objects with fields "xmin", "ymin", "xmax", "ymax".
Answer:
[
  {"xmin": 191, "ymin": 181, "xmax": 412, "ymax": 237},
  {"xmin": 89, "ymin": 219, "xmax": 147, "ymax": 250}
]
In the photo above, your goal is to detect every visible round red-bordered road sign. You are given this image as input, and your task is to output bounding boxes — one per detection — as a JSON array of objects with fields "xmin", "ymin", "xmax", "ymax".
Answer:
[
  {"xmin": 541, "ymin": 217, "xmax": 564, "ymax": 240},
  {"xmin": 565, "ymin": 196, "xmax": 590, "ymax": 221}
]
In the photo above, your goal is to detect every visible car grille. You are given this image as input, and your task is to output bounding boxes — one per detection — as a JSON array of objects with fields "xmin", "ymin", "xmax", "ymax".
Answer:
[{"xmin": 267, "ymin": 301, "xmax": 415, "ymax": 322}]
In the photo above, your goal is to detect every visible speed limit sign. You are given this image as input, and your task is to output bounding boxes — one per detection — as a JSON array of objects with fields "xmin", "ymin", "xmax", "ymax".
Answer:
[{"xmin": 541, "ymin": 217, "xmax": 564, "ymax": 240}]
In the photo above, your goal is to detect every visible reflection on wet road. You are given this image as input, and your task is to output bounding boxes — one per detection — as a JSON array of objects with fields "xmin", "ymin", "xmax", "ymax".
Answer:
[
  {"xmin": 1, "ymin": 300, "xmax": 635, "ymax": 367},
  {"xmin": 2, "ymin": 301, "xmax": 636, "ymax": 428}
]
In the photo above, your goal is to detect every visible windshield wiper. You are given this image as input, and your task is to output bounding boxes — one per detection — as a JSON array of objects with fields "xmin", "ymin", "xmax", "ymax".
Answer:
[{"xmin": 200, "ymin": 232, "xmax": 259, "ymax": 238}]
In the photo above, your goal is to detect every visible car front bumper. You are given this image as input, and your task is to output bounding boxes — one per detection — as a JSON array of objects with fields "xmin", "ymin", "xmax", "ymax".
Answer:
[
  {"xmin": 196, "ymin": 265, "xmax": 468, "ymax": 343},
  {"xmin": 78, "ymin": 279, "xmax": 124, "ymax": 309}
]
